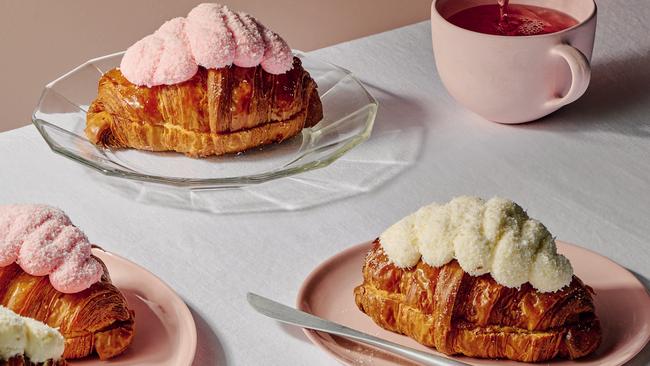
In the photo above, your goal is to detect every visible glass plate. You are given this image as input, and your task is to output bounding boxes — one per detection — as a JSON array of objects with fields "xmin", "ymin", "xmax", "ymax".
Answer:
[{"xmin": 32, "ymin": 51, "xmax": 377, "ymax": 188}]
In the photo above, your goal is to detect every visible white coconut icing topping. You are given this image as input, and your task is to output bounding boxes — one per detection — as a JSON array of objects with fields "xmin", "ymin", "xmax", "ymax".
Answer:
[
  {"xmin": 379, "ymin": 196, "xmax": 573, "ymax": 292},
  {"xmin": 0, "ymin": 306, "xmax": 25, "ymax": 360},
  {"xmin": 0, "ymin": 306, "xmax": 64, "ymax": 362}
]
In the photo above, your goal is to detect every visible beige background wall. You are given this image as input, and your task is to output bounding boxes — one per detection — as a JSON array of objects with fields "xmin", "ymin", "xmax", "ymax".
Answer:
[{"xmin": 0, "ymin": 0, "xmax": 431, "ymax": 132}]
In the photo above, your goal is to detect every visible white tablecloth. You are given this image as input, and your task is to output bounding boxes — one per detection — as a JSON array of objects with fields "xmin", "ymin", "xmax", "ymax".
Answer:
[{"xmin": 1, "ymin": 1, "xmax": 650, "ymax": 364}]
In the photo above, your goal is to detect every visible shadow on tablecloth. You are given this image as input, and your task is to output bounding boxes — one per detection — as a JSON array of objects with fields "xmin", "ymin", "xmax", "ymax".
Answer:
[
  {"xmin": 85, "ymin": 86, "xmax": 429, "ymax": 215},
  {"xmin": 279, "ymin": 322, "xmax": 311, "ymax": 343},
  {"xmin": 625, "ymin": 270, "xmax": 650, "ymax": 366},
  {"xmin": 519, "ymin": 50, "xmax": 650, "ymax": 137},
  {"xmin": 190, "ymin": 306, "xmax": 228, "ymax": 366}
]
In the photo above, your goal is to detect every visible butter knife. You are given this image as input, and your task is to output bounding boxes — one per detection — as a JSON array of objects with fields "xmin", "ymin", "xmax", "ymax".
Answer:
[{"xmin": 247, "ymin": 292, "xmax": 471, "ymax": 366}]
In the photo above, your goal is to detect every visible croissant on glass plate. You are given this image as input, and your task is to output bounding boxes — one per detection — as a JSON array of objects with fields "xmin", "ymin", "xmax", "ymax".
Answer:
[
  {"xmin": 85, "ymin": 57, "xmax": 323, "ymax": 157},
  {"xmin": 0, "ymin": 258, "xmax": 135, "ymax": 360},
  {"xmin": 354, "ymin": 240, "xmax": 601, "ymax": 362},
  {"xmin": 85, "ymin": 3, "xmax": 324, "ymax": 157}
]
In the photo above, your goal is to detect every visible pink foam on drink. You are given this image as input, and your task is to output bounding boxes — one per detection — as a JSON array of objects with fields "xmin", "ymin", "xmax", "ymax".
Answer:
[
  {"xmin": 120, "ymin": 3, "xmax": 293, "ymax": 87},
  {"xmin": 0, "ymin": 205, "xmax": 103, "ymax": 293}
]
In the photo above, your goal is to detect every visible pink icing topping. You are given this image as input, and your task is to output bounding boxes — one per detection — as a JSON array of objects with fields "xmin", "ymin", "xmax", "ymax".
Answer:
[
  {"xmin": 0, "ymin": 205, "xmax": 103, "ymax": 293},
  {"xmin": 261, "ymin": 27, "xmax": 294, "ymax": 75},
  {"xmin": 120, "ymin": 35, "xmax": 164, "ymax": 88},
  {"xmin": 152, "ymin": 18, "xmax": 198, "ymax": 86},
  {"xmin": 120, "ymin": 3, "xmax": 293, "ymax": 87},
  {"xmin": 186, "ymin": 4, "xmax": 235, "ymax": 69},
  {"xmin": 225, "ymin": 10, "xmax": 265, "ymax": 68}
]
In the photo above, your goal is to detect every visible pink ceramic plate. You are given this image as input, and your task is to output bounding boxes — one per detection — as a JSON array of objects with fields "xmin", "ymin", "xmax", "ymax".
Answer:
[
  {"xmin": 297, "ymin": 241, "xmax": 650, "ymax": 366},
  {"xmin": 71, "ymin": 248, "xmax": 197, "ymax": 365}
]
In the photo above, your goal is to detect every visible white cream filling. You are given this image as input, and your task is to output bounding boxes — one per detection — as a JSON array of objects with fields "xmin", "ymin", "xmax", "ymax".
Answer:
[
  {"xmin": 23, "ymin": 317, "xmax": 65, "ymax": 363},
  {"xmin": 0, "ymin": 307, "xmax": 26, "ymax": 360},
  {"xmin": 379, "ymin": 196, "xmax": 573, "ymax": 292},
  {"xmin": 0, "ymin": 306, "xmax": 64, "ymax": 362}
]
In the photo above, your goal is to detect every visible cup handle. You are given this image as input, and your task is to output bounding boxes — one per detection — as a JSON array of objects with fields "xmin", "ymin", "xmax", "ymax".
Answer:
[{"xmin": 545, "ymin": 44, "xmax": 591, "ymax": 109}]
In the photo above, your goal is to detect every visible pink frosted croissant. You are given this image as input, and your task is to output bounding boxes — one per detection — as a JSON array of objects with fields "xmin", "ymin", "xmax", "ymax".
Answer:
[
  {"xmin": 0, "ymin": 205, "xmax": 103, "ymax": 293},
  {"xmin": 121, "ymin": 3, "xmax": 293, "ymax": 87}
]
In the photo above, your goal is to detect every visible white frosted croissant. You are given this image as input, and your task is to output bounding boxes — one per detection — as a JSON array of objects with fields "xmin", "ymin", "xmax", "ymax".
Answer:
[{"xmin": 380, "ymin": 196, "xmax": 573, "ymax": 292}]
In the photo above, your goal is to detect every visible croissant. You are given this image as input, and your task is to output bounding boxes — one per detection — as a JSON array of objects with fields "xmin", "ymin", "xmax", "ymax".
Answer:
[
  {"xmin": 354, "ymin": 240, "xmax": 601, "ymax": 362},
  {"xmin": 85, "ymin": 57, "xmax": 323, "ymax": 157},
  {"xmin": 0, "ymin": 258, "xmax": 134, "ymax": 360}
]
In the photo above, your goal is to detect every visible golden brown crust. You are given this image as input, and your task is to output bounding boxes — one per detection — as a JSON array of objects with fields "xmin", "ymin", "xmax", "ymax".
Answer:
[
  {"xmin": 353, "ymin": 240, "xmax": 601, "ymax": 362},
  {"xmin": 85, "ymin": 57, "xmax": 322, "ymax": 157},
  {"xmin": 0, "ymin": 258, "xmax": 134, "ymax": 360}
]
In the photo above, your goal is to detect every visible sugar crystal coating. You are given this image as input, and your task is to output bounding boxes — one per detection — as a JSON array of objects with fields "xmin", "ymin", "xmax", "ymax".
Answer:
[
  {"xmin": 379, "ymin": 197, "xmax": 573, "ymax": 292},
  {"xmin": 120, "ymin": 3, "xmax": 294, "ymax": 86},
  {"xmin": 0, "ymin": 205, "xmax": 103, "ymax": 293}
]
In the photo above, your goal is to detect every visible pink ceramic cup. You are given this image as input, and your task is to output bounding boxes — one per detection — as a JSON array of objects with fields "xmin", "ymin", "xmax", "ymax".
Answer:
[{"xmin": 431, "ymin": 0, "xmax": 597, "ymax": 124}]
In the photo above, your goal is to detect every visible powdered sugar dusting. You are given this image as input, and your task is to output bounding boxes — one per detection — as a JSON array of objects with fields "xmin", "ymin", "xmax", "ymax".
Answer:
[
  {"xmin": 0, "ymin": 205, "xmax": 103, "ymax": 293},
  {"xmin": 120, "ymin": 3, "xmax": 293, "ymax": 86}
]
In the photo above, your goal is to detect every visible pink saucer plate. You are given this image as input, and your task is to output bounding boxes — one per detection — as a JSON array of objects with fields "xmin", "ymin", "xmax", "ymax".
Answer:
[
  {"xmin": 297, "ymin": 240, "xmax": 650, "ymax": 366},
  {"xmin": 71, "ymin": 248, "xmax": 197, "ymax": 365}
]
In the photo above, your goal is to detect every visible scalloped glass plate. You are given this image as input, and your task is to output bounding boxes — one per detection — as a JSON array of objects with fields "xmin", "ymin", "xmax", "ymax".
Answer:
[{"xmin": 32, "ymin": 51, "xmax": 377, "ymax": 188}]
